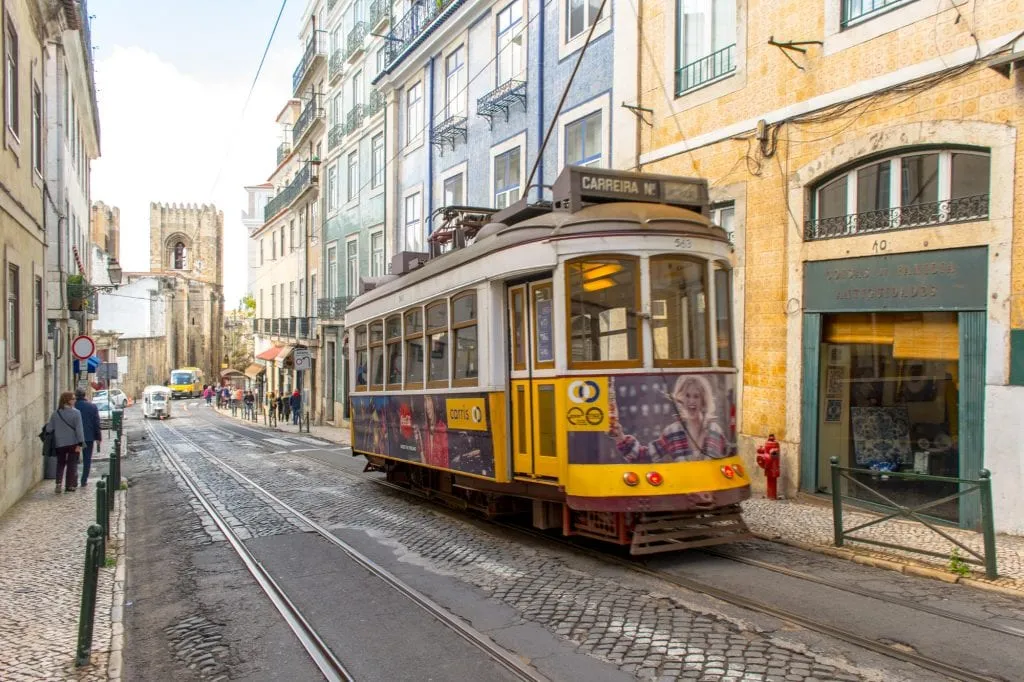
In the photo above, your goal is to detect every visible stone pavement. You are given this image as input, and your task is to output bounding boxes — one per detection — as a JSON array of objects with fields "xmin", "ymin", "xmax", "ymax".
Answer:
[{"xmin": 0, "ymin": 455, "xmax": 127, "ymax": 681}]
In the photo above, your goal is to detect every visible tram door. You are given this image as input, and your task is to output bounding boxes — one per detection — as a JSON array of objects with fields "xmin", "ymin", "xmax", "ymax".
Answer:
[{"xmin": 508, "ymin": 278, "xmax": 559, "ymax": 479}]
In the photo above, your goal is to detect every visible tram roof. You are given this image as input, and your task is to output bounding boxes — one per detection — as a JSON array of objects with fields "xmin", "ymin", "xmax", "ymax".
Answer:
[{"xmin": 346, "ymin": 200, "xmax": 729, "ymax": 316}]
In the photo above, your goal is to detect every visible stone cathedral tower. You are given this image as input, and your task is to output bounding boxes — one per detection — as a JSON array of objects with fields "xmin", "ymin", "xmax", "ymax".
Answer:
[{"xmin": 149, "ymin": 203, "xmax": 224, "ymax": 381}]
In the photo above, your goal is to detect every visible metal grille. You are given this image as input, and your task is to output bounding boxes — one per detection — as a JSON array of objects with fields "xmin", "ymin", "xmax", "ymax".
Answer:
[
  {"xmin": 804, "ymin": 194, "xmax": 989, "ymax": 241},
  {"xmin": 676, "ymin": 43, "xmax": 735, "ymax": 95},
  {"xmin": 841, "ymin": 0, "xmax": 912, "ymax": 29},
  {"xmin": 263, "ymin": 163, "xmax": 314, "ymax": 222},
  {"xmin": 292, "ymin": 32, "xmax": 325, "ymax": 94},
  {"xmin": 385, "ymin": 0, "xmax": 460, "ymax": 68},
  {"xmin": 292, "ymin": 94, "xmax": 324, "ymax": 145}
]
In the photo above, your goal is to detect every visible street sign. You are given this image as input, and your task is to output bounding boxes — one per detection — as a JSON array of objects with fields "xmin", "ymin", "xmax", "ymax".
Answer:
[
  {"xmin": 294, "ymin": 347, "xmax": 311, "ymax": 370},
  {"xmin": 71, "ymin": 335, "xmax": 95, "ymax": 360}
]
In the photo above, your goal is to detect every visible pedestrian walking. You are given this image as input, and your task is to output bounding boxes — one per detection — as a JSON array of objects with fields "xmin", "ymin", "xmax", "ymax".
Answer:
[
  {"xmin": 233, "ymin": 387, "xmax": 243, "ymax": 411},
  {"xmin": 44, "ymin": 391, "xmax": 85, "ymax": 493},
  {"xmin": 74, "ymin": 388, "xmax": 102, "ymax": 489},
  {"xmin": 220, "ymin": 385, "xmax": 230, "ymax": 408},
  {"xmin": 203, "ymin": 385, "xmax": 214, "ymax": 405},
  {"xmin": 277, "ymin": 394, "xmax": 286, "ymax": 420},
  {"xmin": 290, "ymin": 390, "xmax": 302, "ymax": 425},
  {"xmin": 244, "ymin": 391, "xmax": 255, "ymax": 418}
]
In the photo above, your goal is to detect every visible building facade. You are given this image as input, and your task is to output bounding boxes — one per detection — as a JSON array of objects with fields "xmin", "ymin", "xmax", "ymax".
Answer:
[
  {"xmin": 638, "ymin": 0, "xmax": 1024, "ymax": 532},
  {"xmin": 90, "ymin": 200, "xmax": 119, "ymax": 262}
]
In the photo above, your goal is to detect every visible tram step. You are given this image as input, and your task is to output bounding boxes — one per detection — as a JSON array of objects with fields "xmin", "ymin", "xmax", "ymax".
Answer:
[{"xmin": 630, "ymin": 505, "xmax": 751, "ymax": 555}]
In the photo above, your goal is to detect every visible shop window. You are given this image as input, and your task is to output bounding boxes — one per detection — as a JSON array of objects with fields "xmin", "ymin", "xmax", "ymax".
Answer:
[
  {"xmin": 354, "ymin": 326, "xmax": 368, "ymax": 390},
  {"xmin": 807, "ymin": 148, "xmax": 990, "ymax": 240},
  {"xmin": 404, "ymin": 308, "xmax": 424, "ymax": 388},
  {"xmin": 385, "ymin": 315, "xmax": 402, "ymax": 388},
  {"xmin": 817, "ymin": 311, "xmax": 960, "ymax": 522},
  {"xmin": 369, "ymin": 320, "xmax": 384, "ymax": 389},
  {"xmin": 452, "ymin": 292, "xmax": 478, "ymax": 385},
  {"xmin": 509, "ymin": 286, "xmax": 527, "ymax": 371},
  {"xmin": 714, "ymin": 262, "xmax": 734, "ymax": 366},
  {"xmin": 567, "ymin": 256, "xmax": 640, "ymax": 367},
  {"xmin": 426, "ymin": 301, "xmax": 449, "ymax": 386},
  {"xmin": 650, "ymin": 256, "xmax": 708, "ymax": 366}
]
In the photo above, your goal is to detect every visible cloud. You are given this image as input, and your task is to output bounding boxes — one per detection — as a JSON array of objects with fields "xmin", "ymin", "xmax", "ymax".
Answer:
[{"xmin": 91, "ymin": 44, "xmax": 296, "ymax": 306}]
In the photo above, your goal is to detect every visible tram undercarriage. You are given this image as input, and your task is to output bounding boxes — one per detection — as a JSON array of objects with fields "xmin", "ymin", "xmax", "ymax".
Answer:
[{"xmin": 368, "ymin": 458, "xmax": 751, "ymax": 555}]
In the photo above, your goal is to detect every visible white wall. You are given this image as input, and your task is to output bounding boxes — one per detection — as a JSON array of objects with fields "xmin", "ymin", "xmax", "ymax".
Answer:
[
  {"xmin": 95, "ymin": 277, "xmax": 166, "ymax": 338},
  {"xmin": 985, "ymin": 386, "xmax": 1024, "ymax": 534}
]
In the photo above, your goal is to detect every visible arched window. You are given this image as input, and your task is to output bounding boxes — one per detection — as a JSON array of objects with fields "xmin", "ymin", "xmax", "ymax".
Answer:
[
  {"xmin": 173, "ymin": 242, "xmax": 186, "ymax": 269},
  {"xmin": 806, "ymin": 148, "xmax": 990, "ymax": 241}
]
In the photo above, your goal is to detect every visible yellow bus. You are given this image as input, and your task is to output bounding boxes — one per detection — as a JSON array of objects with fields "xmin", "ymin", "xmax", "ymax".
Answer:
[{"xmin": 169, "ymin": 367, "xmax": 204, "ymax": 398}]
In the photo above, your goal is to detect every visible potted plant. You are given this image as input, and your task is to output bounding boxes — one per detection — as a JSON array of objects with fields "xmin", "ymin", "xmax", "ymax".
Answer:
[{"xmin": 67, "ymin": 274, "xmax": 87, "ymax": 311}]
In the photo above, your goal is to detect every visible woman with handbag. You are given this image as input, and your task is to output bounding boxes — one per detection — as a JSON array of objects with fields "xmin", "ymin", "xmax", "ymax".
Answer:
[{"xmin": 44, "ymin": 391, "xmax": 85, "ymax": 493}]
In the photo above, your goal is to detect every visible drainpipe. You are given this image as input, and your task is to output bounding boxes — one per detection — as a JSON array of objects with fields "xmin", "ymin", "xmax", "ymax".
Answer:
[
  {"xmin": 426, "ymin": 57, "xmax": 435, "ymax": 242},
  {"xmin": 536, "ymin": 0, "xmax": 544, "ymax": 201}
]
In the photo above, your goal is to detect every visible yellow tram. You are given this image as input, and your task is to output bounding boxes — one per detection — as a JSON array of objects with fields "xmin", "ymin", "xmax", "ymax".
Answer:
[{"xmin": 346, "ymin": 166, "xmax": 750, "ymax": 554}]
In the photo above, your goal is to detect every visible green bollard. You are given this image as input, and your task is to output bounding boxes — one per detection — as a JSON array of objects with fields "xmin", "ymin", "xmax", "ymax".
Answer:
[
  {"xmin": 95, "ymin": 481, "xmax": 107, "ymax": 557},
  {"xmin": 110, "ymin": 450, "xmax": 120, "ymax": 493},
  {"xmin": 978, "ymin": 469, "xmax": 998, "ymax": 579},
  {"xmin": 830, "ymin": 457, "xmax": 844, "ymax": 548},
  {"xmin": 102, "ymin": 474, "xmax": 112, "ymax": 532},
  {"xmin": 75, "ymin": 524, "xmax": 103, "ymax": 666},
  {"xmin": 112, "ymin": 410, "xmax": 123, "ymax": 438}
]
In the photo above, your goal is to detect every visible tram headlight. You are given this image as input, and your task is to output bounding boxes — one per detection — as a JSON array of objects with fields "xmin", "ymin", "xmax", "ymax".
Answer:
[
  {"xmin": 733, "ymin": 464, "xmax": 745, "ymax": 478},
  {"xmin": 720, "ymin": 465, "xmax": 735, "ymax": 479},
  {"xmin": 646, "ymin": 471, "xmax": 664, "ymax": 486},
  {"xmin": 623, "ymin": 471, "xmax": 640, "ymax": 486}
]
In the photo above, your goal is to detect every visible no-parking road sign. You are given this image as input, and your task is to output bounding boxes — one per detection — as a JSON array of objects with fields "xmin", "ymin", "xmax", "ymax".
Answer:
[{"xmin": 71, "ymin": 335, "xmax": 96, "ymax": 360}]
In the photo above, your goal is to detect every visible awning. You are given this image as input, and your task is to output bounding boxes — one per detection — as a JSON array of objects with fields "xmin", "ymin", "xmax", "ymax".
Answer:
[
  {"xmin": 256, "ymin": 346, "xmax": 282, "ymax": 361},
  {"xmin": 244, "ymin": 363, "xmax": 265, "ymax": 379},
  {"xmin": 73, "ymin": 355, "xmax": 102, "ymax": 374},
  {"xmin": 276, "ymin": 345, "xmax": 294, "ymax": 366},
  {"xmin": 220, "ymin": 368, "xmax": 244, "ymax": 379}
]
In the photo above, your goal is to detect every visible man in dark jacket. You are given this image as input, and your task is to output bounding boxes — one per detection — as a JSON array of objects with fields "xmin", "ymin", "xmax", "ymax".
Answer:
[
  {"xmin": 75, "ymin": 388, "xmax": 103, "ymax": 488},
  {"xmin": 290, "ymin": 390, "xmax": 302, "ymax": 425}
]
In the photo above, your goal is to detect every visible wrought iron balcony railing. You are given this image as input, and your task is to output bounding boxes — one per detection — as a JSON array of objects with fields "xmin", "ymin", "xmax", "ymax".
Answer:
[
  {"xmin": 329, "ymin": 49, "xmax": 345, "ymax": 82},
  {"xmin": 430, "ymin": 115, "xmax": 467, "ymax": 152},
  {"xmin": 292, "ymin": 94, "xmax": 324, "ymax": 145},
  {"xmin": 369, "ymin": 0, "xmax": 390, "ymax": 30},
  {"xmin": 345, "ymin": 22, "xmax": 368, "ymax": 63},
  {"xmin": 276, "ymin": 142, "xmax": 292, "ymax": 165},
  {"xmin": 292, "ymin": 31, "xmax": 326, "ymax": 94},
  {"xmin": 365, "ymin": 88, "xmax": 385, "ymax": 117},
  {"xmin": 841, "ymin": 0, "xmax": 911, "ymax": 29},
  {"xmin": 477, "ymin": 79, "xmax": 526, "ymax": 128},
  {"xmin": 804, "ymin": 194, "xmax": 990, "ymax": 241},
  {"xmin": 297, "ymin": 316, "xmax": 317, "ymax": 338},
  {"xmin": 317, "ymin": 296, "xmax": 354, "ymax": 320},
  {"xmin": 327, "ymin": 0, "xmax": 338, "ymax": 10},
  {"xmin": 264, "ymin": 162, "xmax": 316, "ymax": 222},
  {"xmin": 343, "ymin": 104, "xmax": 365, "ymax": 136},
  {"xmin": 385, "ymin": 0, "xmax": 460, "ymax": 69},
  {"xmin": 675, "ymin": 43, "xmax": 736, "ymax": 95},
  {"xmin": 328, "ymin": 123, "xmax": 344, "ymax": 151}
]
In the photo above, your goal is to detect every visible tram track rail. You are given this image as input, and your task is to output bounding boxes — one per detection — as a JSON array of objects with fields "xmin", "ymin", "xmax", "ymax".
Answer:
[{"xmin": 145, "ymin": 416, "xmax": 549, "ymax": 682}]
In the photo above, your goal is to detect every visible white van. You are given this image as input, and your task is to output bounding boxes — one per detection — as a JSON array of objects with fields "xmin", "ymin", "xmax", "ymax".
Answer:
[{"xmin": 142, "ymin": 385, "xmax": 172, "ymax": 420}]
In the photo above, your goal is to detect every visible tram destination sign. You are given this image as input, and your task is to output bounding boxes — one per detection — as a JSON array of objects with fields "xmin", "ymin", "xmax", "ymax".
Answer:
[{"xmin": 552, "ymin": 166, "xmax": 708, "ymax": 213}]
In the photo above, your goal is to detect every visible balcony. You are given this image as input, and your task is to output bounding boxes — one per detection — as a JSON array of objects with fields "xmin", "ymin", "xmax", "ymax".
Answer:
[
  {"xmin": 365, "ymin": 88, "xmax": 385, "ymax": 118},
  {"xmin": 477, "ymin": 79, "xmax": 526, "ymax": 129},
  {"xmin": 276, "ymin": 142, "xmax": 292, "ymax": 165},
  {"xmin": 329, "ymin": 49, "xmax": 345, "ymax": 83},
  {"xmin": 297, "ymin": 316, "xmax": 318, "ymax": 339},
  {"xmin": 804, "ymin": 194, "xmax": 990, "ymax": 241},
  {"xmin": 384, "ymin": 0, "xmax": 461, "ymax": 71},
  {"xmin": 675, "ymin": 43, "xmax": 735, "ymax": 95},
  {"xmin": 841, "ymin": 0, "xmax": 911, "ymax": 29},
  {"xmin": 369, "ymin": 0, "xmax": 390, "ymax": 31},
  {"xmin": 343, "ymin": 105, "xmax": 365, "ymax": 137},
  {"xmin": 345, "ymin": 22, "xmax": 368, "ymax": 64},
  {"xmin": 430, "ymin": 115, "xmax": 467, "ymax": 153},
  {"xmin": 328, "ymin": 123, "xmax": 344, "ymax": 151},
  {"xmin": 292, "ymin": 94, "xmax": 324, "ymax": 146},
  {"xmin": 264, "ymin": 162, "xmax": 317, "ymax": 222},
  {"xmin": 317, "ymin": 297, "xmax": 354, "ymax": 320},
  {"xmin": 292, "ymin": 31, "xmax": 326, "ymax": 95}
]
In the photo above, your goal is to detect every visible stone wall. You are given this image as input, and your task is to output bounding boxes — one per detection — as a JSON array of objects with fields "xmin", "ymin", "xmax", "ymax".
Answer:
[{"xmin": 118, "ymin": 336, "xmax": 171, "ymax": 400}]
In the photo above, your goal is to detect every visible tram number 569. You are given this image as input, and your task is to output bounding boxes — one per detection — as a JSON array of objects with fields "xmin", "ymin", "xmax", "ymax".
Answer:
[{"xmin": 674, "ymin": 238, "xmax": 693, "ymax": 249}]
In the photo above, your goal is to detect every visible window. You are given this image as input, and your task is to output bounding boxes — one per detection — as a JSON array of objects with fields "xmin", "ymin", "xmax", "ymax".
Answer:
[
  {"xmin": 326, "ymin": 164, "xmax": 338, "ymax": 211},
  {"xmin": 369, "ymin": 320, "xmax": 384, "ymax": 388},
  {"xmin": 347, "ymin": 151, "xmax": 359, "ymax": 202},
  {"xmin": 452, "ymin": 292, "xmax": 478, "ymax": 384},
  {"xmin": 62, "ymin": 64, "xmax": 68, "ymax": 139},
  {"xmin": 289, "ymin": 221, "xmax": 296, "ymax": 250},
  {"xmin": 280, "ymin": 227, "xmax": 286, "ymax": 256},
  {"xmin": 346, "ymin": 239, "xmax": 358, "ymax": 296},
  {"xmin": 566, "ymin": 0, "xmax": 602, "ymax": 42},
  {"xmin": 405, "ymin": 81, "xmax": 422, "ymax": 146},
  {"xmin": 333, "ymin": 93, "xmax": 343, "ymax": 125},
  {"xmin": 311, "ymin": 275, "xmax": 318, "ymax": 316},
  {"xmin": 650, "ymin": 256, "xmax": 708, "ymax": 366},
  {"xmin": 567, "ymin": 256, "xmax": 640, "ymax": 366},
  {"xmin": 260, "ymin": 238, "xmax": 265, "ymax": 265},
  {"xmin": 494, "ymin": 147, "xmax": 520, "ymax": 209},
  {"xmin": 7, "ymin": 265, "xmax": 18, "ymax": 364},
  {"xmin": 404, "ymin": 192, "xmax": 422, "ymax": 251},
  {"xmin": 33, "ymin": 276, "xmax": 41, "ymax": 356},
  {"xmin": 808, "ymin": 149, "xmax": 990, "ymax": 240},
  {"xmin": 352, "ymin": 70, "xmax": 363, "ymax": 107},
  {"xmin": 443, "ymin": 173, "xmax": 463, "ymax": 206},
  {"xmin": 289, "ymin": 281, "xmax": 296, "ymax": 315},
  {"xmin": 173, "ymin": 242, "xmax": 186, "ymax": 269},
  {"xmin": 445, "ymin": 46, "xmax": 466, "ymax": 118},
  {"xmin": 371, "ymin": 134, "xmax": 384, "ymax": 188},
  {"xmin": 272, "ymin": 233, "xmax": 278, "ymax": 259},
  {"xmin": 404, "ymin": 308, "xmax": 424, "ymax": 387},
  {"xmin": 714, "ymin": 263, "xmax": 733, "ymax": 366},
  {"xmin": 385, "ymin": 315, "xmax": 402, "ymax": 387},
  {"xmin": 426, "ymin": 301, "xmax": 448, "ymax": 386},
  {"xmin": 841, "ymin": 0, "xmax": 914, "ymax": 29},
  {"xmin": 376, "ymin": 47, "xmax": 386, "ymax": 76},
  {"xmin": 4, "ymin": 16, "xmax": 18, "ymax": 136},
  {"xmin": 327, "ymin": 244, "xmax": 338, "ymax": 296},
  {"xmin": 31, "ymin": 83, "xmax": 41, "ymax": 173},
  {"xmin": 710, "ymin": 202, "xmax": 735, "ymax": 244},
  {"xmin": 355, "ymin": 326, "xmax": 368, "ymax": 389},
  {"xmin": 497, "ymin": 1, "xmax": 525, "ymax": 85},
  {"xmin": 271, "ymin": 288, "xmax": 276, "ymax": 317},
  {"xmin": 564, "ymin": 110, "xmax": 602, "ymax": 167},
  {"xmin": 371, "ymin": 231, "xmax": 384, "ymax": 276},
  {"xmin": 676, "ymin": 0, "xmax": 736, "ymax": 94},
  {"xmin": 509, "ymin": 287, "xmax": 526, "ymax": 371}
]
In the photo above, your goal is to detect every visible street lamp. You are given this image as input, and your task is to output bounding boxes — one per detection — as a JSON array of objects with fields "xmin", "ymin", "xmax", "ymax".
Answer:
[{"xmin": 107, "ymin": 257, "xmax": 123, "ymax": 286}]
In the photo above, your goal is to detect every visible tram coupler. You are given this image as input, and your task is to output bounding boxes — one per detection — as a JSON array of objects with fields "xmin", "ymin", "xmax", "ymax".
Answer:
[{"xmin": 756, "ymin": 434, "xmax": 781, "ymax": 500}]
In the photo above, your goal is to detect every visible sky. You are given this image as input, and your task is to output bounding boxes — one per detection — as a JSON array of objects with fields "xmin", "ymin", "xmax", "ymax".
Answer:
[{"xmin": 89, "ymin": 0, "xmax": 305, "ymax": 307}]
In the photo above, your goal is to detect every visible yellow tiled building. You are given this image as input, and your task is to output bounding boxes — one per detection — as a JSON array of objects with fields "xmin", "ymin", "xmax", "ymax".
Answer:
[{"xmin": 634, "ymin": 0, "xmax": 1024, "ymax": 532}]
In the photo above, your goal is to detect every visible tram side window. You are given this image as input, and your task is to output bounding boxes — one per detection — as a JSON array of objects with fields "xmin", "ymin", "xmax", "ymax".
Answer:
[
  {"xmin": 452, "ymin": 291, "xmax": 478, "ymax": 384},
  {"xmin": 370, "ymin": 321, "xmax": 385, "ymax": 389},
  {"xmin": 405, "ymin": 308, "xmax": 425, "ymax": 388},
  {"xmin": 426, "ymin": 301, "xmax": 449, "ymax": 386},
  {"xmin": 567, "ymin": 256, "xmax": 640, "ymax": 366},
  {"xmin": 386, "ymin": 315, "xmax": 403, "ymax": 387},
  {"xmin": 510, "ymin": 287, "xmax": 526, "ymax": 371},
  {"xmin": 355, "ymin": 326, "xmax": 368, "ymax": 390},
  {"xmin": 715, "ymin": 263, "xmax": 734, "ymax": 366},
  {"xmin": 650, "ymin": 256, "xmax": 709, "ymax": 365}
]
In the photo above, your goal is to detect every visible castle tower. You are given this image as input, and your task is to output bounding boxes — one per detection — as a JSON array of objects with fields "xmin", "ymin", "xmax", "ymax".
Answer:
[
  {"xmin": 90, "ymin": 201, "xmax": 120, "ymax": 260},
  {"xmin": 149, "ymin": 202, "xmax": 225, "ymax": 380}
]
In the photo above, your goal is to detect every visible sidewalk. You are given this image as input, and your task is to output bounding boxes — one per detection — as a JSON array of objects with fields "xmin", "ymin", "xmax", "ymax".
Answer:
[
  {"xmin": 0, "ymin": 453, "xmax": 127, "ymax": 680},
  {"xmin": 209, "ymin": 406, "xmax": 1023, "ymax": 596},
  {"xmin": 212, "ymin": 403, "xmax": 351, "ymax": 446}
]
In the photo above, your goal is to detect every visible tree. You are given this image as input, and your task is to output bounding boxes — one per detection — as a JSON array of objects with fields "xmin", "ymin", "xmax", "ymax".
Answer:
[{"xmin": 239, "ymin": 294, "xmax": 256, "ymax": 316}]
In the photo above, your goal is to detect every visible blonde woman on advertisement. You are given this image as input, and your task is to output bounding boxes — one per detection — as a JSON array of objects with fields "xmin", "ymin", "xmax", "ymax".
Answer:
[{"xmin": 609, "ymin": 375, "xmax": 728, "ymax": 463}]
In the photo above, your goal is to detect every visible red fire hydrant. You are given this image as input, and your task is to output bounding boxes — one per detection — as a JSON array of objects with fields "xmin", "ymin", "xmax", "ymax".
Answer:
[{"xmin": 756, "ymin": 434, "xmax": 781, "ymax": 500}]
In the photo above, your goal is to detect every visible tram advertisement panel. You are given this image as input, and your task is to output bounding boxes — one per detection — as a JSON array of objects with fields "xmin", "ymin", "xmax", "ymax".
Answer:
[
  {"xmin": 566, "ymin": 373, "xmax": 737, "ymax": 465},
  {"xmin": 351, "ymin": 394, "xmax": 496, "ymax": 477}
]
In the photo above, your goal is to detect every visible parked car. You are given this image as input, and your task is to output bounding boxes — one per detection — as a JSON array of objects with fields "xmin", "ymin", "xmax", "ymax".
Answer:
[
  {"xmin": 95, "ymin": 399, "xmax": 113, "ymax": 429},
  {"xmin": 95, "ymin": 389, "xmax": 129, "ymax": 408}
]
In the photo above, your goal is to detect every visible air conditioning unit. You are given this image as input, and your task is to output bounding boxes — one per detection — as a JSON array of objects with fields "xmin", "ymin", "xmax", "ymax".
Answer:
[{"xmin": 390, "ymin": 251, "xmax": 430, "ymax": 276}]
